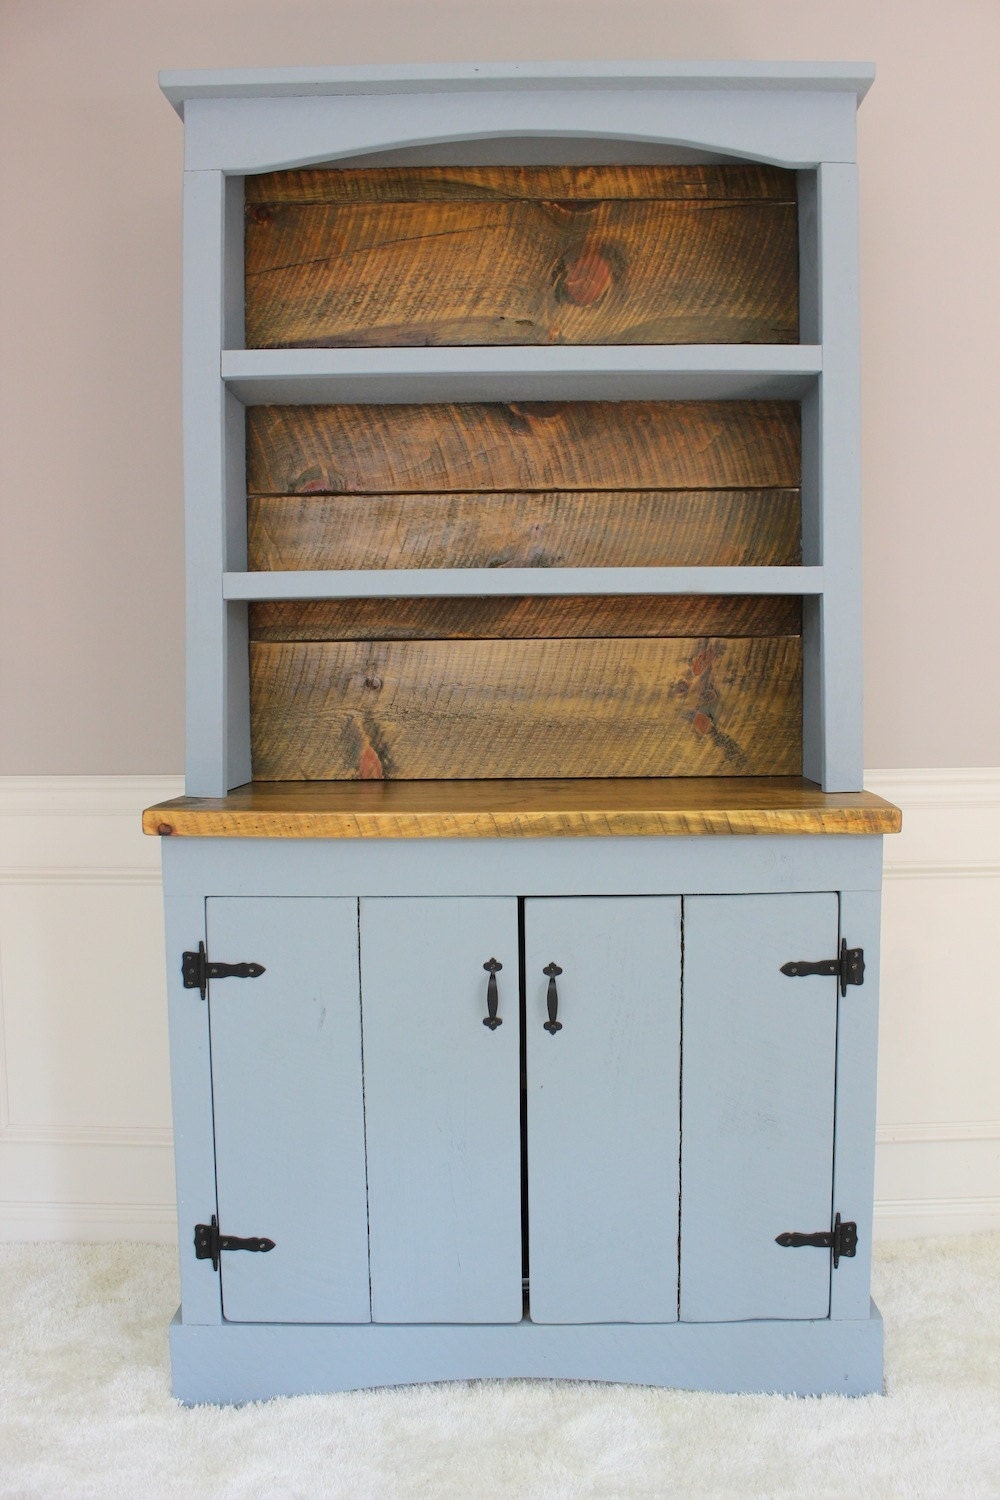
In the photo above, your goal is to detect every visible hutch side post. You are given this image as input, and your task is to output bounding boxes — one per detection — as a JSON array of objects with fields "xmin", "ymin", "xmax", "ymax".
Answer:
[
  {"xmin": 802, "ymin": 161, "xmax": 864, "ymax": 792},
  {"xmin": 182, "ymin": 168, "xmax": 250, "ymax": 796}
]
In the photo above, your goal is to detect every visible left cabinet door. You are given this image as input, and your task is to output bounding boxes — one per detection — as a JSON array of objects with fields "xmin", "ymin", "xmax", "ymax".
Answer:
[
  {"xmin": 360, "ymin": 897, "xmax": 523, "ymax": 1324},
  {"xmin": 206, "ymin": 898, "xmax": 371, "ymax": 1323}
]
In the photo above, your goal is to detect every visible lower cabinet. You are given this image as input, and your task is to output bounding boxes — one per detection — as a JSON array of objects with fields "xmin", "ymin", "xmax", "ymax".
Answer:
[{"xmin": 203, "ymin": 890, "xmax": 847, "ymax": 1330}]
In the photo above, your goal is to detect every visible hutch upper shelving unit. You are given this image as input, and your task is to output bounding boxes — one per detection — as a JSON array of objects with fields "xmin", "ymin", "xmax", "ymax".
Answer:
[{"xmin": 145, "ymin": 61, "xmax": 899, "ymax": 1404}]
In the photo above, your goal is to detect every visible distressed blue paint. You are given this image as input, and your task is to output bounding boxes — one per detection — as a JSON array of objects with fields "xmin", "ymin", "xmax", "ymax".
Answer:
[
  {"xmin": 223, "ymin": 565, "xmax": 823, "ymax": 602},
  {"xmin": 830, "ymin": 886, "xmax": 884, "ymax": 1321},
  {"xmin": 221, "ymin": 344, "xmax": 822, "ymax": 406},
  {"xmin": 680, "ymin": 894, "xmax": 839, "ymax": 1321},
  {"xmin": 359, "ymin": 898, "xmax": 523, "ymax": 1324},
  {"xmin": 206, "ymin": 898, "xmax": 370, "ymax": 1322},
  {"xmin": 169, "ymin": 1303, "xmax": 884, "ymax": 1404},
  {"xmin": 525, "ymin": 897, "xmax": 681, "ymax": 1323},
  {"xmin": 170, "ymin": 78, "xmax": 869, "ymax": 175},
  {"xmin": 163, "ymin": 893, "xmax": 222, "ymax": 1326},
  {"xmin": 161, "ymin": 834, "xmax": 886, "ymax": 900}
]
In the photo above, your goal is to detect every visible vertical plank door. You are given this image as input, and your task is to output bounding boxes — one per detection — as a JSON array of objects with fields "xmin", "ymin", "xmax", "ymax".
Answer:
[
  {"xmin": 680, "ymin": 893, "xmax": 840, "ymax": 1321},
  {"xmin": 360, "ymin": 897, "xmax": 522, "ymax": 1323},
  {"xmin": 206, "ymin": 897, "xmax": 370, "ymax": 1322},
  {"xmin": 524, "ymin": 897, "xmax": 682, "ymax": 1323}
]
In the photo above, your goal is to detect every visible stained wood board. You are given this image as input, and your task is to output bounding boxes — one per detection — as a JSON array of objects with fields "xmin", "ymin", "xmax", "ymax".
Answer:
[
  {"xmin": 142, "ymin": 779, "xmax": 903, "ymax": 839},
  {"xmin": 247, "ymin": 488, "xmax": 801, "ymax": 571},
  {"xmin": 245, "ymin": 164, "xmax": 798, "ymax": 348},
  {"xmin": 248, "ymin": 635, "xmax": 802, "ymax": 780},
  {"xmin": 245, "ymin": 165, "xmax": 798, "ymax": 204},
  {"xmin": 246, "ymin": 401, "xmax": 801, "ymax": 496},
  {"xmin": 248, "ymin": 595, "xmax": 803, "ymax": 642}
]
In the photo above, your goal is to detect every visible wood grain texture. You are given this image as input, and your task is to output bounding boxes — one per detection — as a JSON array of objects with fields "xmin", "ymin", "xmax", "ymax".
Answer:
[
  {"xmin": 245, "ymin": 165, "xmax": 798, "ymax": 204},
  {"xmin": 248, "ymin": 595, "xmax": 803, "ymax": 642},
  {"xmin": 248, "ymin": 636, "xmax": 802, "ymax": 780},
  {"xmin": 248, "ymin": 488, "xmax": 801, "ymax": 571},
  {"xmin": 245, "ymin": 191, "xmax": 798, "ymax": 347},
  {"xmin": 143, "ymin": 779, "xmax": 903, "ymax": 840},
  {"xmin": 246, "ymin": 402, "xmax": 801, "ymax": 496}
]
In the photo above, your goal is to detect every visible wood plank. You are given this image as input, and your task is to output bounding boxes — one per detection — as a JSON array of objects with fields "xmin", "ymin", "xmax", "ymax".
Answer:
[
  {"xmin": 248, "ymin": 488, "xmax": 801, "ymax": 571},
  {"xmin": 248, "ymin": 636, "xmax": 802, "ymax": 780},
  {"xmin": 246, "ymin": 402, "xmax": 801, "ymax": 496},
  {"xmin": 142, "ymin": 779, "xmax": 903, "ymax": 840},
  {"xmin": 245, "ymin": 164, "xmax": 798, "ymax": 204},
  {"xmin": 248, "ymin": 594, "xmax": 803, "ymax": 641},
  {"xmin": 245, "ymin": 196, "xmax": 798, "ymax": 347}
]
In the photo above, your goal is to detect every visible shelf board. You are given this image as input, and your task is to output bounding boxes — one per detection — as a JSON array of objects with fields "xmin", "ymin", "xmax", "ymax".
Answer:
[
  {"xmin": 223, "ymin": 567, "xmax": 823, "ymax": 602},
  {"xmin": 143, "ymin": 778, "xmax": 902, "ymax": 840},
  {"xmin": 222, "ymin": 345, "xmax": 822, "ymax": 405}
]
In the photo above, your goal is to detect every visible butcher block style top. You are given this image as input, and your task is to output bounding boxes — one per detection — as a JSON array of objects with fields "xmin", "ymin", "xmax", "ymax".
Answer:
[{"xmin": 143, "ymin": 778, "xmax": 901, "ymax": 840}]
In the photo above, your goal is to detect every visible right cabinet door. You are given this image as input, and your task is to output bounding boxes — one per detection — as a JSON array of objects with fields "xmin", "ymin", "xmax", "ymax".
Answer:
[
  {"xmin": 680, "ymin": 893, "xmax": 840, "ymax": 1321},
  {"xmin": 525, "ymin": 896, "xmax": 682, "ymax": 1324}
]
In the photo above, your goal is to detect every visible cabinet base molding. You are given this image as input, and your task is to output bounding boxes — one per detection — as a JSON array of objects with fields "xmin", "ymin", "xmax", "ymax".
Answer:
[{"xmin": 168, "ymin": 1304, "xmax": 884, "ymax": 1404}]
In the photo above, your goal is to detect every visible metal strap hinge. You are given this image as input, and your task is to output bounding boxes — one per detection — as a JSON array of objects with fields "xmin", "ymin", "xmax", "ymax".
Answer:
[
  {"xmin": 775, "ymin": 1213, "xmax": 858, "ymax": 1268},
  {"xmin": 182, "ymin": 941, "xmax": 265, "ymax": 999},
  {"xmin": 780, "ymin": 938, "xmax": 864, "ymax": 997},
  {"xmin": 194, "ymin": 1215, "xmax": 276, "ymax": 1272}
]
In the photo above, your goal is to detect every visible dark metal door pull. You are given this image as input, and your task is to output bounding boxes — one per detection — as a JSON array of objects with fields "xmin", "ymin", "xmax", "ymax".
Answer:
[
  {"xmin": 543, "ymin": 963, "xmax": 563, "ymax": 1033},
  {"xmin": 483, "ymin": 959, "xmax": 503, "ymax": 1029}
]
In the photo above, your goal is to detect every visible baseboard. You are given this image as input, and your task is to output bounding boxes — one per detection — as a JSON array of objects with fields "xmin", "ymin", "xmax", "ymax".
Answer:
[
  {"xmin": 0, "ymin": 1198, "xmax": 178, "ymax": 1244},
  {"xmin": 0, "ymin": 771, "xmax": 997, "ymax": 1242},
  {"xmin": 873, "ymin": 1197, "xmax": 1000, "ymax": 1239}
]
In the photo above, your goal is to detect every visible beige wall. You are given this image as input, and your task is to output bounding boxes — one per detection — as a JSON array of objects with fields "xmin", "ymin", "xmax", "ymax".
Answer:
[{"xmin": 1, "ymin": 1, "xmax": 997, "ymax": 773}]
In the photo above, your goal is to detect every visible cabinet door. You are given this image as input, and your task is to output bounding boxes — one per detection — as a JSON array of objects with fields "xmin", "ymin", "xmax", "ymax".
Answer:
[
  {"xmin": 680, "ymin": 893, "xmax": 839, "ymax": 1321},
  {"xmin": 525, "ymin": 896, "xmax": 682, "ymax": 1323},
  {"xmin": 207, "ymin": 897, "xmax": 370, "ymax": 1323},
  {"xmin": 360, "ymin": 897, "xmax": 522, "ymax": 1323}
]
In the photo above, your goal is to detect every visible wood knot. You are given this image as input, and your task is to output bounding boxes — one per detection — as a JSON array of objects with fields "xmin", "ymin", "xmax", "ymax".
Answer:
[
  {"xmin": 250, "ymin": 205, "xmax": 272, "ymax": 224},
  {"xmin": 359, "ymin": 745, "xmax": 384, "ymax": 780},
  {"xmin": 364, "ymin": 674, "xmax": 383, "ymax": 691},
  {"xmin": 559, "ymin": 250, "xmax": 613, "ymax": 307},
  {"xmin": 157, "ymin": 823, "xmax": 174, "ymax": 836}
]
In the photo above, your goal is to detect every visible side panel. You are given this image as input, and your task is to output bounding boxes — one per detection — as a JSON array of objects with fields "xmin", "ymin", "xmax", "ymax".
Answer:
[
  {"xmin": 681, "ymin": 893, "xmax": 839, "ymax": 1321},
  {"xmin": 207, "ymin": 897, "xmax": 370, "ymax": 1322},
  {"xmin": 360, "ymin": 897, "xmax": 522, "ymax": 1323},
  {"xmin": 525, "ymin": 896, "xmax": 681, "ymax": 1323},
  {"xmin": 164, "ymin": 893, "xmax": 224, "ymax": 1325},
  {"xmin": 830, "ymin": 886, "xmax": 882, "ymax": 1320}
]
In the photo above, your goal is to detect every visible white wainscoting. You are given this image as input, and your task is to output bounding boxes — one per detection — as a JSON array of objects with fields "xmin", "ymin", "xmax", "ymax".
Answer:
[
  {"xmin": 865, "ymin": 770, "xmax": 1000, "ymax": 1238},
  {"xmin": 0, "ymin": 772, "xmax": 997, "ymax": 1243}
]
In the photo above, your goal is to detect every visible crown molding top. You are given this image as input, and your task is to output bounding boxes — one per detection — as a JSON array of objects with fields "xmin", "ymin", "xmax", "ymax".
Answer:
[{"xmin": 159, "ymin": 61, "xmax": 876, "ymax": 117}]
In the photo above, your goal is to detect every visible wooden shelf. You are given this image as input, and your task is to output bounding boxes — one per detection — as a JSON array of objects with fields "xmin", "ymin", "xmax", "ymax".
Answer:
[
  {"xmin": 143, "ymin": 778, "xmax": 901, "ymax": 840},
  {"xmin": 222, "ymin": 345, "xmax": 822, "ymax": 406},
  {"xmin": 224, "ymin": 566, "xmax": 823, "ymax": 602}
]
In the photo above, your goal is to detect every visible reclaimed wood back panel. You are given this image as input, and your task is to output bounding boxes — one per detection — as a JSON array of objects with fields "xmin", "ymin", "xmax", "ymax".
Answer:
[
  {"xmin": 247, "ymin": 399, "xmax": 803, "ymax": 779},
  {"xmin": 249, "ymin": 635, "xmax": 802, "ymax": 781},
  {"xmin": 246, "ymin": 401, "xmax": 801, "ymax": 571},
  {"xmin": 244, "ymin": 165, "xmax": 798, "ymax": 347}
]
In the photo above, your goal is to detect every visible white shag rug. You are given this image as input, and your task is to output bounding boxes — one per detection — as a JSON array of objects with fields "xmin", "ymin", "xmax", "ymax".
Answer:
[{"xmin": 1, "ymin": 1235, "xmax": 999, "ymax": 1498}]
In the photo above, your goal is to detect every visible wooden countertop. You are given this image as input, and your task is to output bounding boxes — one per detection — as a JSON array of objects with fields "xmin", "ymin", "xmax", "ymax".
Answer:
[{"xmin": 143, "ymin": 779, "xmax": 901, "ymax": 840}]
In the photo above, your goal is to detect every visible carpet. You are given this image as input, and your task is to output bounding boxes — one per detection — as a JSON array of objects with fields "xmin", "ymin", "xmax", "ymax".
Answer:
[{"xmin": 1, "ymin": 1234, "xmax": 998, "ymax": 1498}]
